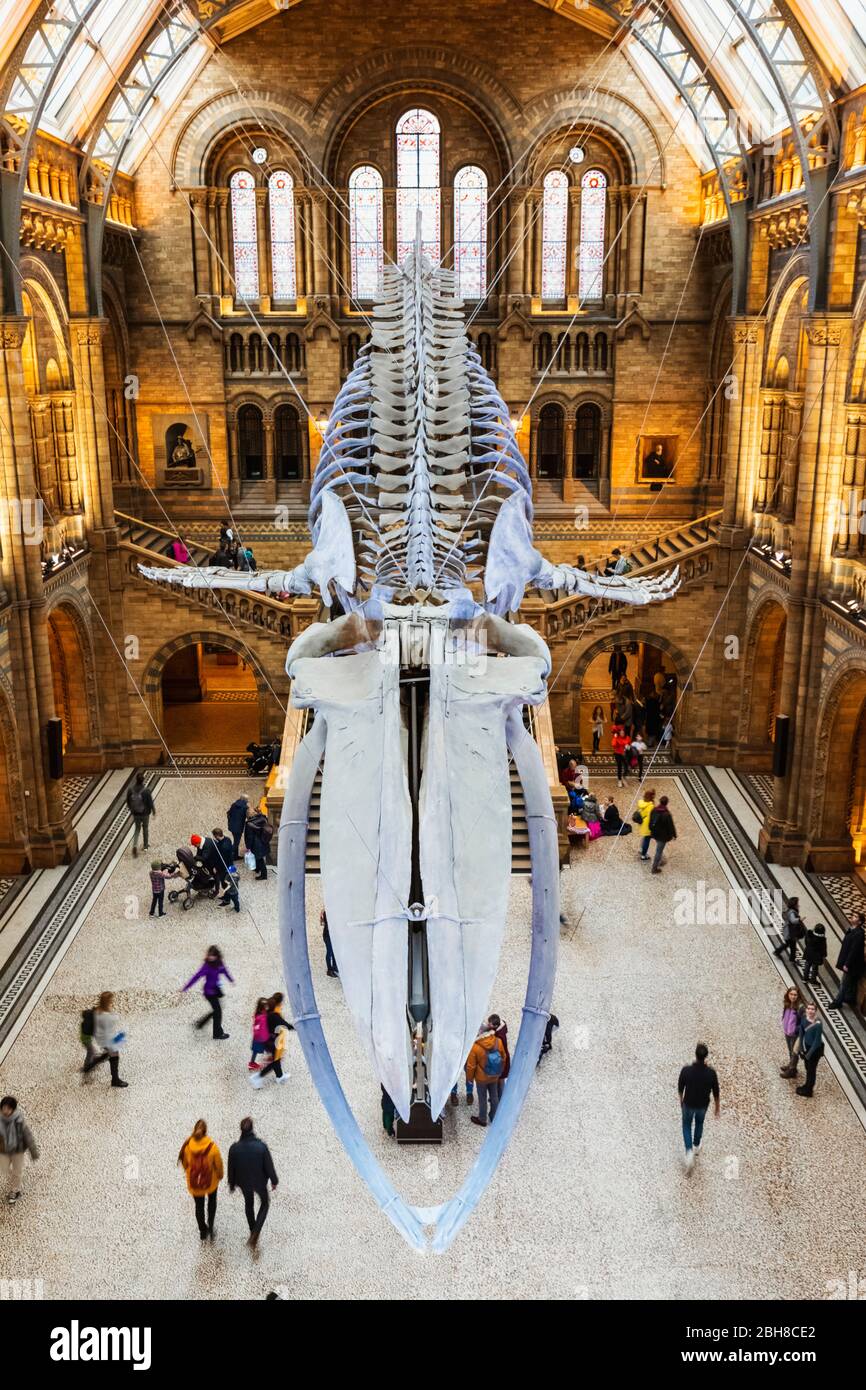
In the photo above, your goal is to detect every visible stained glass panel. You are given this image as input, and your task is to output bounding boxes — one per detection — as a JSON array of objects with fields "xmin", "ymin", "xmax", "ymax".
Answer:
[
  {"xmin": 396, "ymin": 108, "xmax": 440, "ymax": 264},
  {"xmin": 349, "ymin": 165, "xmax": 383, "ymax": 300},
  {"xmin": 230, "ymin": 170, "xmax": 259, "ymax": 302},
  {"xmin": 579, "ymin": 169, "xmax": 606, "ymax": 302},
  {"xmin": 541, "ymin": 170, "xmax": 568, "ymax": 302},
  {"xmin": 269, "ymin": 170, "xmax": 296, "ymax": 302},
  {"xmin": 453, "ymin": 165, "xmax": 487, "ymax": 300}
]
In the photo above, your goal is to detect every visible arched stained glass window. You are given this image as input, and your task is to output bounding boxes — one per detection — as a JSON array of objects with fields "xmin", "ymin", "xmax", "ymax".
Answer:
[
  {"xmin": 453, "ymin": 165, "xmax": 487, "ymax": 300},
  {"xmin": 269, "ymin": 170, "xmax": 297, "ymax": 302},
  {"xmin": 349, "ymin": 165, "xmax": 384, "ymax": 300},
  {"xmin": 541, "ymin": 170, "xmax": 568, "ymax": 302},
  {"xmin": 396, "ymin": 108, "xmax": 440, "ymax": 264},
  {"xmin": 579, "ymin": 169, "xmax": 607, "ymax": 302},
  {"xmin": 229, "ymin": 170, "xmax": 259, "ymax": 301}
]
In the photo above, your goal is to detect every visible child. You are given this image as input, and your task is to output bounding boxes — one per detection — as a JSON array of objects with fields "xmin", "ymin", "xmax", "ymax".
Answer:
[
  {"xmin": 149, "ymin": 860, "xmax": 178, "ymax": 917},
  {"xmin": 802, "ymin": 923, "xmax": 828, "ymax": 983},
  {"xmin": 591, "ymin": 706, "xmax": 605, "ymax": 754},
  {"xmin": 217, "ymin": 863, "xmax": 240, "ymax": 912},
  {"xmin": 629, "ymin": 734, "xmax": 647, "ymax": 779},
  {"xmin": 249, "ymin": 998, "xmax": 271, "ymax": 1072}
]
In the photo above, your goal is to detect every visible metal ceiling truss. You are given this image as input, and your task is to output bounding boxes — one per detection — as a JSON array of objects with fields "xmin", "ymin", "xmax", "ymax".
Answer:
[{"xmin": 0, "ymin": 0, "xmax": 840, "ymax": 316}]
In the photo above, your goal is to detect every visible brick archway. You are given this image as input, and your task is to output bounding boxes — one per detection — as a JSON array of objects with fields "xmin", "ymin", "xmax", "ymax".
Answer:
[
  {"xmin": 143, "ymin": 631, "xmax": 280, "ymax": 759},
  {"xmin": 737, "ymin": 596, "xmax": 787, "ymax": 771},
  {"xmin": 554, "ymin": 628, "xmax": 692, "ymax": 751},
  {"xmin": 809, "ymin": 664, "xmax": 866, "ymax": 870},
  {"xmin": 46, "ymin": 598, "xmax": 102, "ymax": 770}
]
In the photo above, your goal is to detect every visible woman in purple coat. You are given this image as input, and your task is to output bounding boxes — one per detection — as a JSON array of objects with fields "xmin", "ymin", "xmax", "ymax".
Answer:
[{"xmin": 182, "ymin": 946, "xmax": 234, "ymax": 1040}]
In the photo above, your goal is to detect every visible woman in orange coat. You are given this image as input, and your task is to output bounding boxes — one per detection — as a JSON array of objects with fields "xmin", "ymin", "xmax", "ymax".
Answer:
[{"xmin": 178, "ymin": 1119, "xmax": 224, "ymax": 1241}]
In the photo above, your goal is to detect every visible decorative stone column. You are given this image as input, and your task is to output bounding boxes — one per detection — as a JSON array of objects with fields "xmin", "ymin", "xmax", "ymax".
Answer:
[
  {"xmin": 506, "ymin": 188, "xmax": 527, "ymax": 298},
  {"xmin": 562, "ymin": 414, "xmax": 576, "ymax": 503},
  {"xmin": 188, "ymin": 189, "xmax": 211, "ymax": 300},
  {"xmin": 0, "ymin": 317, "xmax": 75, "ymax": 866},
  {"xmin": 720, "ymin": 316, "xmax": 766, "ymax": 540},
  {"xmin": 51, "ymin": 393, "xmax": 80, "ymax": 513},
  {"xmin": 216, "ymin": 191, "xmax": 231, "ymax": 300},
  {"xmin": 530, "ymin": 193, "xmax": 543, "ymax": 299},
  {"xmin": 263, "ymin": 416, "xmax": 276, "ymax": 505},
  {"xmin": 311, "ymin": 190, "xmax": 330, "ymax": 299},
  {"xmin": 626, "ymin": 189, "xmax": 645, "ymax": 297},
  {"xmin": 255, "ymin": 186, "xmax": 271, "ymax": 312},
  {"xmin": 441, "ymin": 187, "xmax": 453, "ymax": 268},
  {"xmin": 759, "ymin": 314, "xmax": 852, "ymax": 865},
  {"xmin": 69, "ymin": 318, "xmax": 131, "ymax": 763},
  {"xmin": 383, "ymin": 189, "xmax": 397, "ymax": 266},
  {"xmin": 529, "ymin": 412, "xmax": 539, "ymax": 481}
]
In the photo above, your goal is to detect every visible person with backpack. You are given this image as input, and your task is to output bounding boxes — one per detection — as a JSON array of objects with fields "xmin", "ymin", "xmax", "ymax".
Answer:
[
  {"xmin": 226, "ymin": 796, "xmax": 249, "ymax": 861},
  {"xmin": 648, "ymin": 795, "xmax": 676, "ymax": 873},
  {"xmin": 126, "ymin": 773, "xmax": 155, "ymax": 858},
  {"xmin": 81, "ymin": 992, "xmax": 128, "ymax": 1087},
  {"xmin": 802, "ymin": 923, "xmax": 828, "ymax": 984},
  {"xmin": 248, "ymin": 998, "xmax": 271, "ymax": 1073},
  {"xmin": 227, "ymin": 1117, "xmax": 279, "ymax": 1248},
  {"xmin": 465, "ymin": 1024, "xmax": 506, "ymax": 1128},
  {"xmin": 488, "ymin": 1013, "xmax": 511, "ymax": 1100},
  {"xmin": 244, "ymin": 809, "xmax": 274, "ymax": 881},
  {"xmin": 182, "ymin": 947, "xmax": 233, "ymax": 1041},
  {"xmin": 773, "ymin": 896, "xmax": 805, "ymax": 964},
  {"xmin": 0, "ymin": 1097, "xmax": 39, "ymax": 1204},
  {"xmin": 178, "ymin": 1119, "xmax": 223, "ymax": 1241}
]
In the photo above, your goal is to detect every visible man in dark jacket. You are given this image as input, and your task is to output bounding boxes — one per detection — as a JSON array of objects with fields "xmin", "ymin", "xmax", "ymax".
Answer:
[
  {"xmin": 828, "ymin": 912, "xmax": 865, "ymax": 1010},
  {"xmin": 199, "ymin": 828, "xmax": 232, "ymax": 888},
  {"xmin": 227, "ymin": 1117, "xmax": 278, "ymax": 1246},
  {"xmin": 226, "ymin": 796, "xmax": 249, "ymax": 861},
  {"xmin": 126, "ymin": 772, "xmax": 155, "ymax": 858},
  {"xmin": 648, "ymin": 795, "xmax": 676, "ymax": 873},
  {"xmin": 244, "ymin": 811, "xmax": 274, "ymax": 881},
  {"xmin": 795, "ymin": 1004, "xmax": 825, "ymax": 1097},
  {"xmin": 677, "ymin": 1043, "xmax": 720, "ymax": 1170},
  {"xmin": 0, "ymin": 1096, "xmax": 39, "ymax": 1203}
]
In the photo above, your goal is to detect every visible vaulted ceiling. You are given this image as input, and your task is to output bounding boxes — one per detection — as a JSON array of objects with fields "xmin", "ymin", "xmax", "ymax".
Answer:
[{"xmin": 1, "ymin": 0, "xmax": 864, "ymax": 180}]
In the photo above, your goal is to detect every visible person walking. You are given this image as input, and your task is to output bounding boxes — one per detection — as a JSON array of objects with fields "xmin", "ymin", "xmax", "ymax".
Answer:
[
  {"xmin": 81, "ymin": 991, "xmax": 128, "ymax": 1087},
  {"xmin": 0, "ymin": 1097, "xmax": 39, "ymax": 1204},
  {"xmin": 591, "ymin": 705, "xmax": 605, "ymax": 755},
  {"xmin": 227, "ymin": 1117, "xmax": 279, "ymax": 1248},
  {"xmin": 249, "ymin": 997, "xmax": 293, "ymax": 1088},
  {"xmin": 182, "ymin": 947, "xmax": 233, "ymax": 1041},
  {"xmin": 611, "ymin": 723, "xmax": 630, "ymax": 787},
  {"xmin": 795, "ymin": 1003, "xmax": 825, "ymax": 1098},
  {"xmin": 178, "ymin": 1119, "xmax": 223, "ymax": 1241},
  {"xmin": 321, "ymin": 911, "xmax": 338, "ymax": 977},
  {"xmin": 226, "ymin": 796, "xmax": 249, "ymax": 861},
  {"xmin": 244, "ymin": 809, "xmax": 273, "ymax": 881},
  {"xmin": 126, "ymin": 773, "xmax": 155, "ymax": 858},
  {"xmin": 636, "ymin": 787, "xmax": 656, "ymax": 861},
  {"xmin": 802, "ymin": 923, "xmax": 828, "ymax": 984},
  {"xmin": 779, "ymin": 986, "xmax": 805, "ymax": 1076},
  {"xmin": 466, "ymin": 1024, "xmax": 506, "ymax": 1128},
  {"xmin": 677, "ymin": 1042, "xmax": 720, "ymax": 1171},
  {"xmin": 608, "ymin": 644, "xmax": 627, "ymax": 689},
  {"xmin": 828, "ymin": 912, "xmax": 865, "ymax": 1011},
  {"xmin": 648, "ymin": 795, "xmax": 676, "ymax": 873},
  {"xmin": 773, "ymin": 895, "xmax": 805, "ymax": 964}
]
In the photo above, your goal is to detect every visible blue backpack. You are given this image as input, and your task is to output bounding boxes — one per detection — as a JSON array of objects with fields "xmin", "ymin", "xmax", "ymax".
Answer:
[{"xmin": 483, "ymin": 1044, "xmax": 503, "ymax": 1079}]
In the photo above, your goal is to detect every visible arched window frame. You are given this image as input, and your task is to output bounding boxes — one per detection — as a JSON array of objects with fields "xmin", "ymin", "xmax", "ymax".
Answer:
[
  {"xmin": 541, "ymin": 169, "xmax": 569, "ymax": 303},
  {"xmin": 453, "ymin": 164, "xmax": 487, "ymax": 301},
  {"xmin": 229, "ymin": 169, "xmax": 259, "ymax": 302},
  {"xmin": 348, "ymin": 164, "xmax": 384, "ymax": 301},
  {"xmin": 268, "ymin": 169, "xmax": 297, "ymax": 303},
  {"xmin": 396, "ymin": 107, "xmax": 440, "ymax": 264},
  {"xmin": 578, "ymin": 168, "xmax": 607, "ymax": 303}
]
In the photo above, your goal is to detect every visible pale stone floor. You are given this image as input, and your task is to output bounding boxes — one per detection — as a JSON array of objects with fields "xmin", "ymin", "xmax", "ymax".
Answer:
[{"xmin": 2, "ymin": 775, "xmax": 865, "ymax": 1302}]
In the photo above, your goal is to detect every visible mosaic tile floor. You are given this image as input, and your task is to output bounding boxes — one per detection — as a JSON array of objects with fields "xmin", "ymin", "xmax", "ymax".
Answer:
[{"xmin": 0, "ymin": 775, "xmax": 864, "ymax": 1301}]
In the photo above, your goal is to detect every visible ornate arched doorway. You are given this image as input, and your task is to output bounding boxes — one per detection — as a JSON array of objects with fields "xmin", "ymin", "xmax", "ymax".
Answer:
[
  {"xmin": 810, "ymin": 669, "xmax": 866, "ymax": 871},
  {"xmin": 159, "ymin": 642, "xmax": 261, "ymax": 754},
  {"xmin": 739, "ymin": 599, "xmax": 787, "ymax": 770},
  {"xmin": 47, "ymin": 602, "xmax": 100, "ymax": 771}
]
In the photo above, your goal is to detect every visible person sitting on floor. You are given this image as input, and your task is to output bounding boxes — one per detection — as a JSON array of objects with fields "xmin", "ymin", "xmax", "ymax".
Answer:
[{"xmin": 601, "ymin": 796, "xmax": 632, "ymax": 837}]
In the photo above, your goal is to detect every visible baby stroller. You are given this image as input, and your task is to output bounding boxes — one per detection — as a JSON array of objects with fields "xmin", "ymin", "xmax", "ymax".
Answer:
[{"xmin": 168, "ymin": 845, "xmax": 220, "ymax": 911}]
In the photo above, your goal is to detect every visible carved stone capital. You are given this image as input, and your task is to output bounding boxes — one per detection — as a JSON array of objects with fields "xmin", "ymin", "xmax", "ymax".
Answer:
[
  {"xmin": 804, "ymin": 318, "xmax": 845, "ymax": 346},
  {"xmin": 70, "ymin": 319, "xmax": 106, "ymax": 347},
  {"xmin": 0, "ymin": 318, "xmax": 29, "ymax": 351}
]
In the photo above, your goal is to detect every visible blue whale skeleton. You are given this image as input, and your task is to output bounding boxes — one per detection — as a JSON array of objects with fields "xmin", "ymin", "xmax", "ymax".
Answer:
[{"xmin": 141, "ymin": 224, "xmax": 678, "ymax": 1250}]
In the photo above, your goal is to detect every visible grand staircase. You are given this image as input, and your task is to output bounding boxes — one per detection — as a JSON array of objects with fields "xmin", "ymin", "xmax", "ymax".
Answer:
[
  {"xmin": 116, "ymin": 510, "xmax": 320, "ymax": 650},
  {"xmin": 528, "ymin": 509, "xmax": 722, "ymax": 646}
]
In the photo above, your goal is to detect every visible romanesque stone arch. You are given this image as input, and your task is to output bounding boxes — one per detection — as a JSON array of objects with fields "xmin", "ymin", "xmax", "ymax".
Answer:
[
  {"xmin": 808, "ymin": 647, "xmax": 866, "ymax": 864},
  {"xmin": 45, "ymin": 590, "xmax": 102, "ymax": 753}
]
